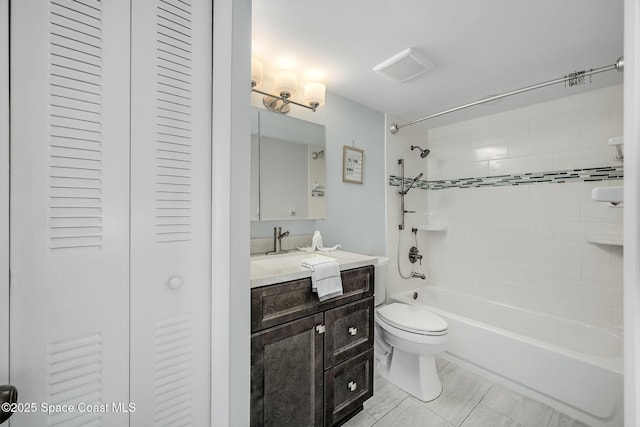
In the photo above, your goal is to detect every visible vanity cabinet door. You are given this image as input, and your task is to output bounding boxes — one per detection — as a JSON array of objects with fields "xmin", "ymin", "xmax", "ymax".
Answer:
[
  {"xmin": 251, "ymin": 313, "xmax": 324, "ymax": 427},
  {"xmin": 325, "ymin": 297, "xmax": 374, "ymax": 368},
  {"xmin": 325, "ymin": 349, "xmax": 374, "ymax": 427}
]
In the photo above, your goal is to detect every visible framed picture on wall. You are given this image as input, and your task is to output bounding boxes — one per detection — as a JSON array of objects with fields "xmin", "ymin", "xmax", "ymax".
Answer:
[{"xmin": 342, "ymin": 145, "xmax": 364, "ymax": 184}]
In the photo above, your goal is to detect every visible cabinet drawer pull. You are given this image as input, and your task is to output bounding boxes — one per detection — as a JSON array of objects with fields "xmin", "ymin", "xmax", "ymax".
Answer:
[
  {"xmin": 348, "ymin": 327, "xmax": 357, "ymax": 336},
  {"xmin": 348, "ymin": 381, "xmax": 357, "ymax": 392}
]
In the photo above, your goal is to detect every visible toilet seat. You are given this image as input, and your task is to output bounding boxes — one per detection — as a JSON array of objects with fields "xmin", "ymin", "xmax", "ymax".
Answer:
[{"xmin": 377, "ymin": 303, "xmax": 447, "ymax": 336}]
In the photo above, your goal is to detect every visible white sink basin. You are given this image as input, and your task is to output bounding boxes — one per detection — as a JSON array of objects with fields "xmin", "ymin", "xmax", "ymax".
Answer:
[
  {"xmin": 592, "ymin": 186, "xmax": 623, "ymax": 204},
  {"xmin": 251, "ymin": 252, "xmax": 323, "ymax": 270}
]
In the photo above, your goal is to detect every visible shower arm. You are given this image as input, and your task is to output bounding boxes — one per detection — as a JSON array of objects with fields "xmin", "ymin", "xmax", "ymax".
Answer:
[{"xmin": 389, "ymin": 57, "xmax": 624, "ymax": 134}]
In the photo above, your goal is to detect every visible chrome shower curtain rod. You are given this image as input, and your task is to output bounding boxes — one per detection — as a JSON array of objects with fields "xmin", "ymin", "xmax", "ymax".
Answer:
[{"xmin": 389, "ymin": 57, "xmax": 624, "ymax": 135}]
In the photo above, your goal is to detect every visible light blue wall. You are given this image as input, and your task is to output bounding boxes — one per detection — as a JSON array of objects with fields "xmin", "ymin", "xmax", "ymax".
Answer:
[{"xmin": 250, "ymin": 91, "xmax": 387, "ymax": 256}]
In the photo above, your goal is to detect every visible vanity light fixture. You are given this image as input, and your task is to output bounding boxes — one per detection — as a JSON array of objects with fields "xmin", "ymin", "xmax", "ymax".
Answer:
[{"xmin": 251, "ymin": 58, "xmax": 326, "ymax": 114}]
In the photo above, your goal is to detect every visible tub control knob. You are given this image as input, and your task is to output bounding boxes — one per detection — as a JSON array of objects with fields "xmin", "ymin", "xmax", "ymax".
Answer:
[
  {"xmin": 348, "ymin": 381, "xmax": 357, "ymax": 392},
  {"xmin": 348, "ymin": 327, "xmax": 357, "ymax": 336}
]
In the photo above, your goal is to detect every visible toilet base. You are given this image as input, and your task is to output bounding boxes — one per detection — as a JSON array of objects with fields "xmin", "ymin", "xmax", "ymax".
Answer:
[{"xmin": 385, "ymin": 348, "xmax": 443, "ymax": 402}]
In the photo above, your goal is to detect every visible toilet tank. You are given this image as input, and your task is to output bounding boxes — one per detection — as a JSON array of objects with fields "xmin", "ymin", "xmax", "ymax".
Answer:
[{"xmin": 374, "ymin": 256, "xmax": 389, "ymax": 306}]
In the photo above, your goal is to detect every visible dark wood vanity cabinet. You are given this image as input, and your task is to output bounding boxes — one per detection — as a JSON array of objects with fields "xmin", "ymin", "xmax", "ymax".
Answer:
[{"xmin": 251, "ymin": 265, "xmax": 375, "ymax": 427}]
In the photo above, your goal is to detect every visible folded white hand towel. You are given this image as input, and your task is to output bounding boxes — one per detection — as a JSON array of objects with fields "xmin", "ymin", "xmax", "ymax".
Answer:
[
  {"xmin": 300, "ymin": 255, "xmax": 335, "ymax": 268},
  {"xmin": 300, "ymin": 257, "xmax": 343, "ymax": 301}
]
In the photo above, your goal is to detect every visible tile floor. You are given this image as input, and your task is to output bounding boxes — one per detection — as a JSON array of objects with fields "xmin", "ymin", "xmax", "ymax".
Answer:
[{"xmin": 343, "ymin": 357, "xmax": 590, "ymax": 427}]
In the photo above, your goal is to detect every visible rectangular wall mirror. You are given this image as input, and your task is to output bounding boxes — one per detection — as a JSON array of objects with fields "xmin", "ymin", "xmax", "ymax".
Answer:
[{"xmin": 251, "ymin": 108, "xmax": 327, "ymax": 221}]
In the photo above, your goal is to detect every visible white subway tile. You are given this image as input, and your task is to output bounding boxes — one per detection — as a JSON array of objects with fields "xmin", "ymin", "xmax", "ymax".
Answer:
[
  {"xmin": 552, "ymin": 146, "xmax": 613, "ymax": 170},
  {"xmin": 485, "ymin": 219, "xmax": 551, "ymax": 238},
  {"xmin": 529, "ymin": 104, "xmax": 610, "ymax": 135},
  {"xmin": 529, "ymin": 181, "xmax": 596, "ymax": 203},
  {"xmin": 580, "ymin": 242, "xmax": 612, "ymax": 264},
  {"xmin": 472, "ymin": 144, "xmax": 509, "ymax": 161},
  {"xmin": 433, "ymin": 144, "xmax": 508, "ymax": 165},
  {"xmin": 579, "ymin": 123, "xmax": 621, "ymax": 149},
  {"xmin": 553, "ymin": 85, "xmax": 622, "ymax": 113},
  {"xmin": 428, "ymin": 116, "xmax": 489, "ymax": 141},
  {"xmin": 489, "ymin": 154, "xmax": 553, "ymax": 176},
  {"xmin": 505, "ymin": 202, "xmax": 580, "ymax": 222},
  {"xmin": 455, "ymin": 202, "xmax": 509, "ymax": 220},
  {"xmin": 532, "ymin": 239, "xmax": 582, "ymax": 280},
  {"xmin": 428, "ymin": 136, "xmax": 471, "ymax": 153},
  {"xmin": 487, "ymin": 102, "xmax": 553, "ymax": 128},
  {"xmin": 508, "ymin": 130, "xmax": 580, "ymax": 158},
  {"xmin": 610, "ymin": 245, "xmax": 623, "ymax": 266},
  {"xmin": 581, "ymin": 261, "xmax": 623, "ymax": 285},
  {"xmin": 554, "ymin": 278, "xmax": 623, "ymax": 306},
  {"xmin": 580, "ymin": 201, "xmax": 624, "ymax": 223},
  {"xmin": 612, "ymin": 307, "xmax": 623, "ymax": 330},
  {"xmin": 429, "ymin": 155, "xmax": 490, "ymax": 180},
  {"xmin": 611, "ymin": 103, "xmax": 623, "ymax": 133},
  {"xmin": 470, "ymin": 185, "xmax": 530, "ymax": 203},
  {"xmin": 492, "ymin": 267, "xmax": 556, "ymax": 293}
]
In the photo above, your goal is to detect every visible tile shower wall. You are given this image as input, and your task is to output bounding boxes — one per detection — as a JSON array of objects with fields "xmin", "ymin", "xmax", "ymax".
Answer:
[
  {"xmin": 424, "ymin": 84, "xmax": 624, "ymax": 330},
  {"xmin": 387, "ymin": 85, "xmax": 623, "ymax": 329}
]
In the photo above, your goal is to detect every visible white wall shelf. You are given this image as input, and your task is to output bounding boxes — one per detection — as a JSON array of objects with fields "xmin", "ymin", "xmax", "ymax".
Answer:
[
  {"xmin": 587, "ymin": 234, "xmax": 623, "ymax": 246},
  {"xmin": 418, "ymin": 224, "xmax": 447, "ymax": 232}
]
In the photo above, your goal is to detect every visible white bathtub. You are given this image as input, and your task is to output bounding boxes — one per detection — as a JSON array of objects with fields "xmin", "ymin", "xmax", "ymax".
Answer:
[{"xmin": 392, "ymin": 286, "xmax": 623, "ymax": 427}]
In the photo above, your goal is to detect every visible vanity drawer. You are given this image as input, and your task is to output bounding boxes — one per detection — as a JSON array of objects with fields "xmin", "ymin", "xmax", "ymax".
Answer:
[
  {"xmin": 324, "ymin": 297, "xmax": 374, "ymax": 368},
  {"xmin": 251, "ymin": 266, "xmax": 374, "ymax": 332},
  {"xmin": 324, "ymin": 348, "xmax": 373, "ymax": 427},
  {"xmin": 338, "ymin": 266, "xmax": 374, "ymax": 302},
  {"xmin": 252, "ymin": 277, "xmax": 317, "ymax": 332}
]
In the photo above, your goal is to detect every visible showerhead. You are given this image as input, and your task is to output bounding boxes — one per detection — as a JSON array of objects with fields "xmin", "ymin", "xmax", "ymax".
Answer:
[{"xmin": 411, "ymin": 145, "xmax": 430, "ymax": 158}]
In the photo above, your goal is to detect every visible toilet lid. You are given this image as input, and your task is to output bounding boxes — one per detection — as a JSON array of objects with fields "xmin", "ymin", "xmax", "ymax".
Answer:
[{"xmin": 377, "ymin": 303, "xmax": 448, "ymax": 335}]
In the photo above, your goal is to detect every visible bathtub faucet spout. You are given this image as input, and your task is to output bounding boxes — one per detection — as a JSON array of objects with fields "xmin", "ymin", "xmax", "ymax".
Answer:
[{"xmin": 411, "ymin": 272, "xmax": 426, "ymax": 280}]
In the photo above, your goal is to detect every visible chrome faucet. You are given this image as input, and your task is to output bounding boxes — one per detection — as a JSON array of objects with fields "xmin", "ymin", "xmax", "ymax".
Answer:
[
  {"xmin": 411, "ymin": 272, "xmax": 426, "ymax": 280},
  {"xmin": 267, "ymin": 226, "xmax": 290, "ymax": 255}
]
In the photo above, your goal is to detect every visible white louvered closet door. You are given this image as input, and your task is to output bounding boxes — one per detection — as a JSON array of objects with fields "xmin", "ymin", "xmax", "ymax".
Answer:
[
  {"xmin": 130, "ymin": 0, "xmax": 212, "ymax": 425},
  {"xmin": 10, "ymin": 0, "xmax": 131, "ymax": 426}
]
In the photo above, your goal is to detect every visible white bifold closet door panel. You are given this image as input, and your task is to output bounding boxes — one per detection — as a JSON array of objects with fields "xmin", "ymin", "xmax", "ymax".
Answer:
[
  {"xmin": 130, "ymin": 0, "xmax": 212, "ymax": 425},
  {"xmin": 10, "ymin": 0, "xmax": 131, "ymax": 426}
]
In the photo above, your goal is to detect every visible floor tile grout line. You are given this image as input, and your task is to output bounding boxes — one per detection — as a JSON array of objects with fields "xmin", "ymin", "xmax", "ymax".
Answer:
[
  {"xmin": 369, "ymin": 394, "xmax": 411, "ymax": 426},
  {"xmin": 457, "ymin": 383, "xmax": 495, "ymax": 427}
]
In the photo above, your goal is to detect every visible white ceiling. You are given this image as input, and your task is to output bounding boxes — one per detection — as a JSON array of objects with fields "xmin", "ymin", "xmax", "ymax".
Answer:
[{"xmin": 252, "ymin": 0, "xmax": 624, "ymax": 129}]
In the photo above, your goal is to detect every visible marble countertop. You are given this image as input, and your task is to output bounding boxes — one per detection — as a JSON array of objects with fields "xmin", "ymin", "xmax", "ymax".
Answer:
[{"xmin": 250, "ymin": 250, "xmax": 378, "ymax": 288}]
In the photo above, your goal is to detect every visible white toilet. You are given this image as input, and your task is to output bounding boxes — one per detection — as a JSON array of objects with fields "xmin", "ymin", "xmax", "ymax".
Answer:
[{"xmin": 374, "ymin": 257, "xmax": 449, "ymax": 401}]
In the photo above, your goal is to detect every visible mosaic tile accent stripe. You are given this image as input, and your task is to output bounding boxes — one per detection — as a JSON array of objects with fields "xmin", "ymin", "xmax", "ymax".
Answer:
[{"xmin": 389, "ymin": 165, "xmax": 623, "ymax": 191}]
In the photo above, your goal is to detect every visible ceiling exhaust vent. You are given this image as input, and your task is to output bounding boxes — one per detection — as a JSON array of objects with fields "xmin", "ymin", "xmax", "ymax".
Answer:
[{"xmin": 373, "ymin": 48, "xmax": 436, "ymax": 83}]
